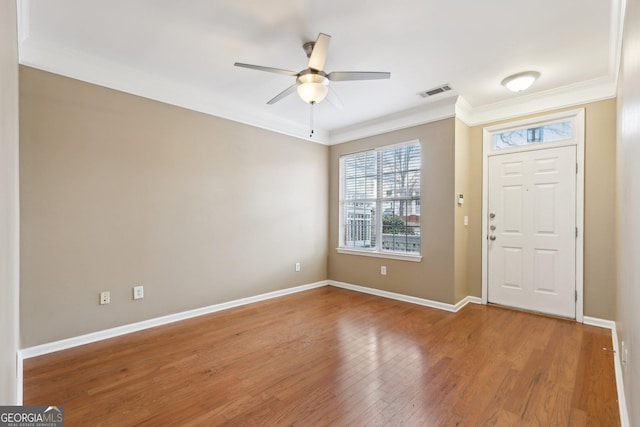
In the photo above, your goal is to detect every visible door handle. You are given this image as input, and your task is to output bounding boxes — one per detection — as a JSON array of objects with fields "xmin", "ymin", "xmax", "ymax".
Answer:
[{"xmin": 489, "ymin": 235, "xmax": 496, "ymax": 241}]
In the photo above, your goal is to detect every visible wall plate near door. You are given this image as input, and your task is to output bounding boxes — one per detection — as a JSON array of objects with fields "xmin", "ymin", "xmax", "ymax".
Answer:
[
  {"xmin": 133, "ymin": 286, "xmax": 144, "ymax": 300},
  {"xmin": 99, "ymin": 291, "xmax": 110, "ymax": 305}
]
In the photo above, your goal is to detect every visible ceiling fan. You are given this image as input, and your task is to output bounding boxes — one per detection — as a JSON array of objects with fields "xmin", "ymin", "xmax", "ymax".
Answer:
[{"xmin": 234, "ymin": 33, "xmax": 390, "ymax": 108}]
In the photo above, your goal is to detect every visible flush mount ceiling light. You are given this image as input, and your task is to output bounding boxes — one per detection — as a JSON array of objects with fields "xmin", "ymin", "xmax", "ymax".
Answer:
[{"xmin": 501, "ymin": 71, "xmax": 540, "ymax": 92}]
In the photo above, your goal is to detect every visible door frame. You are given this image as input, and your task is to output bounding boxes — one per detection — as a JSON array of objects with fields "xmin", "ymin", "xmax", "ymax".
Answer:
[{"xmin": 481, "ymin": 108, "xmax": 585, "ymax": 322}]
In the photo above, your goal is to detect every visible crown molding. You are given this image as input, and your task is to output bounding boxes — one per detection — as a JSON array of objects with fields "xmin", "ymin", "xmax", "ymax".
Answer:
[
  {"xmin": 18, "ymin": 35, "xmax": 618, "ymax": 144},
  {"xmin": 456, "ymin": 76, "xmax": 617, "ymax": 127},
  {"xmin": 454, "ymin": 96, "xmax": 474, "ymax": 125},
  {"xmin": 328, "ymin": 95, "xmax": 458, "ymax": 145},
  {"xmin": 609, "ymin": 0, "xmax": 627, "ymax": 84},
  {"xmin": 326, "ymin": 73, "xmax": 617, "ymax": 142},
  {"xmin": 16, "ymin": 0, "xmax": 30, "ymax": 44},
  {"xmin": 17, "ymin": 0, "xmax": 622, "ymax": 145},
  {"xmin": 18, "ymin": 38, "xmax": 331, "ymax": 145}
]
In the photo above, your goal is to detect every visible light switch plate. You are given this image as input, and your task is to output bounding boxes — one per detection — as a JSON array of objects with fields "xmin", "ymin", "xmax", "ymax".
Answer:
[{"xmin": 133, "ymin": 286, "xmax": 144, "ymax": 300}]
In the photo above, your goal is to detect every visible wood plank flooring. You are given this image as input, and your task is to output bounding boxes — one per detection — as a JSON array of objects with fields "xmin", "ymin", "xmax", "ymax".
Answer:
[{"xmin": 23, "ymin": 286, "xmax": 620, "ymax": 426}]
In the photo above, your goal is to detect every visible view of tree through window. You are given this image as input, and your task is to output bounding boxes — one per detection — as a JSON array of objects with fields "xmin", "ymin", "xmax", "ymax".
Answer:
[
  {"xmin": 340, "ymin": 142, "xmax": 421, "ymax": 255},
  {"xmin": 492, "ymin": 121, "xmax": 572, "ymax": 150}
]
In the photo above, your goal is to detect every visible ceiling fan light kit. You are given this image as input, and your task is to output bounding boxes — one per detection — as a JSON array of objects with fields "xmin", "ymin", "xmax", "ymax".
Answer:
[
  {"xmin": 234, "ymin": 32, "xmax": 391, "ymax": 137},
  {"xmin": 296, "ymin": 72, "xmax": 329, "ymax": 104},
  {"xmin": 234, "ymin": 33, "xmax": 390, "ymax": 106},
  {"xmin": 501, "ymin": 71, "xmax": 540, "ymax": 92}
]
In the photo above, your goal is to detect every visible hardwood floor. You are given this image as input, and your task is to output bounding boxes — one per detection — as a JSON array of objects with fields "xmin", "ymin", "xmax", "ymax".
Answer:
[{"xmin": 23, "ymin": 286, "xmax": 620, "ymax": 426}]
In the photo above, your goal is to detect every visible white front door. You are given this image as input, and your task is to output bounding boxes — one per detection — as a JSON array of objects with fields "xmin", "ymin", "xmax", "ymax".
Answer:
[{"xmin": 487, "ymin": 145, "xmax": 577, "ymax": 318}]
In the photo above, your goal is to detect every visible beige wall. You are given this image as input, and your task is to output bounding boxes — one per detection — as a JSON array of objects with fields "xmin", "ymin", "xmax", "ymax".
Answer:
[
  {"xmin": 467, "ymin": 99, "xmax": 618, "ymax": 319},
  {"xmin": 19, "ymin": 67, "xmax": 329, "ymax": 348},
  {"xmin": 583, "ymin": 100, "xmax": 617, "ymax": 319},
  {"xmin": 617, "ymin": 0, "xmax": 640, "ymax": 422},
  {"xmin": 327, "ymin": 99, "xmax": 616, "ymax": 316},
  {"xmin": 454, "ymin": 118, "xmax": 471, "ymax": 303},
  {"xmin": 0, "ymin": 0, "xmax": 20, "ymax": 404},
  {"xmin": 18, "ymin": 65, "xmax": 619, "ymax": 351},
  {"xmin": 328, "ymin": 119, "xmax": 457, "ymax": 304}
]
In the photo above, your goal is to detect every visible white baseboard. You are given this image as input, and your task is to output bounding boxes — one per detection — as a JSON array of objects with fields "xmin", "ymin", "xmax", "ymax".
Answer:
[
  {"xmin": 611, "ymin": 324, "xmax": 630, "ymax": 427},
  {"xmin": 330, "ymin": 287, "xmax": 627, "ymax": 426},
  {"xmin": 21, "ymin": 279, "xmax": 625, "ymax": 424},
  {"xmin": 20, "ymin": 280, "xmax": 328, "ymax": 360},
  {"xmin": 455, "ymin": 295, "xmax": 483, "ymax": 311},
  {"xmin": 21, "ymin": 280, "xmax": 479, "ymax": 360},
  {"xmin": 16, "ymin": 351, "xmax": 23, "ymax": 405},
  {"xmin": 328, "ymin": 280, "xmax": 481, "ymax": 313},
  {"xmin": 582, "ymin": 316, "xmax": 629, "ymax": 427},
  {"xmin": 583, "ymin": 316, "xmax": 616, "ymax": 329}
]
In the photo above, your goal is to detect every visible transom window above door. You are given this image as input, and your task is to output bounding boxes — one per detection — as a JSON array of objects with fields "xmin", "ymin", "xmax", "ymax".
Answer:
[
  {"xmin": 492, "ymin": 121, "xmax": 573, "ymax": 150},
  {"xmin": 486, "ymin": 110, "xmax": 583, "ymax": 156}
]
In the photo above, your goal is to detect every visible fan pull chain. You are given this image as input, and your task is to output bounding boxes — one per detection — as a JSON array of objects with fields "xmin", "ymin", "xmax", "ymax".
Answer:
[{"xmin": 309, "ymin": 101, "xmax": 315, "ymax": 138}]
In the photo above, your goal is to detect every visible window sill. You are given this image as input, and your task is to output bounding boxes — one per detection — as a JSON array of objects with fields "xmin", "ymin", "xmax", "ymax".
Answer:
[{"xmin": 336, "ymin": 248, "xmax": 422, "ymax": 262}]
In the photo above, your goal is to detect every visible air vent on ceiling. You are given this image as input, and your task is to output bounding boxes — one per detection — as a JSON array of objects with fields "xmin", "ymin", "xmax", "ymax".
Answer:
[{"xmin": 418, "ymin": 84, "xmax": 452, "ymax": 98}]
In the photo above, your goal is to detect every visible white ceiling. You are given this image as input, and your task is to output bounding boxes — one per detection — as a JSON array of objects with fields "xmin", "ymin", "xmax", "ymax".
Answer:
[{"xmin": 17, "ymin": 0, "xmax": 624, "ymax": 144}]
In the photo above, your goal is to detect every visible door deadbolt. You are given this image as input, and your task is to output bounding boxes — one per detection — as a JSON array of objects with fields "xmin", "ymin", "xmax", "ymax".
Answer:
[
  {"xmin": 490, "ymin": 225, "xmax": 496, "ymax": 231},
  {"xmin": 489, "ymin": 213, "xmax": 496, "ymax": 219}
]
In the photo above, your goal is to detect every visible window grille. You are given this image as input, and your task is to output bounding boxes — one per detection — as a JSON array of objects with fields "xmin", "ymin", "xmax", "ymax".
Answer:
[{"xmin": 339, "ymin": 141, "xmax": 421, "ymax": 255}]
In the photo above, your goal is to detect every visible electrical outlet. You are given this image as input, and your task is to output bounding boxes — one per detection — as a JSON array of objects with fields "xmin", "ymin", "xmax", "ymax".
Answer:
[
  {"xmin": 133, "ymin": 285, "xmax": 144, "ymax": 300},
  {"xmin": 99, "ymin": 291, "xmax": 110, "ymax": 305},
  {"xmin": 295, "ymin": 262, "xmax": 301, "ymax": 272},
  {"xmin": 381, "ymin": 266, "xmax": 387, "ymax": 276}
]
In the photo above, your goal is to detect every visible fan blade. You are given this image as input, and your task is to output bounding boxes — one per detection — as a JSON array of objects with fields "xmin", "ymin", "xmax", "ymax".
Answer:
[
  {"xmin": 267, "ymin": 84, "xmax": 298, "ymax": 105},
  {"xmin": 234, "ymin": 62, "xmax": 298, "ymax": 76},
  {"xmin": 326, "ymin": 86, "xmax": 344, "ymax": 109},
  {"xmin": 328, "ymin": 71, "xmax": 391, "ymax": 81},
  {"xmin": 308, "ymin": 33, "xmax": 331, "ymax": 71}
]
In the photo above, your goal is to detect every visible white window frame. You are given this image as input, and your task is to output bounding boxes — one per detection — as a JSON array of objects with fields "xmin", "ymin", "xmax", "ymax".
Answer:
[{"xmin": 337, "ymin": 139, "xmax": 422, "ymax": 262}]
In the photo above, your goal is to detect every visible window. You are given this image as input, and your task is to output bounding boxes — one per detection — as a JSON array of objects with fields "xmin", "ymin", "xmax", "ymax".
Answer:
[
  {"xmin": 492, "ymin": 121, "xmax": 572, "ymax": 150},
  {"xmin": 339, "ymin": 141, "xmax": 421, "ymax": 259}
]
